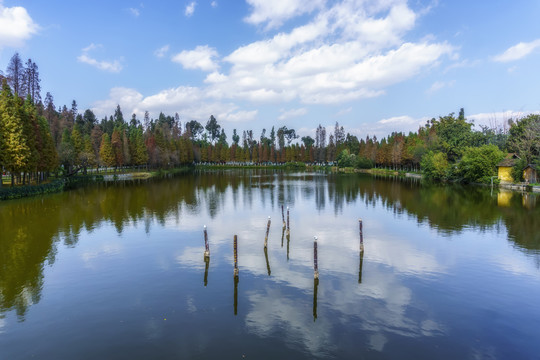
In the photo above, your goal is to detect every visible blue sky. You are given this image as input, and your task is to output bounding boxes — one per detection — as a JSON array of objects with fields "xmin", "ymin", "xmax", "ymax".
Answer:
[{"xmin": 1, "ymin": 0, "xmax": 539, "ymax": 140}]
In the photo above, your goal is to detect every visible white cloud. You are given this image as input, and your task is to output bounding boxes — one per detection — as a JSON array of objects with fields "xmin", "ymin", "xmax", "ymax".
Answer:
[
  {"xmin": 154, "ymin": 44, "xmax": 170, "ymax": 58},
  {"xmin": 223, "ymin": 110, "xmax": 258, "ymax": 122},
  {"xmin": 128, "ymin": 7, "xmax": 140, "ymax": 17},
  {"xmin": 91, "ymin": 86, "xmax": 247, "ymax": 125},
  {"xmin": 211, "ymin": 1, "xmax": 218, "ymax": 8},
  {"xmin": 335, "ymin": 107, "xmax": 352, "ymax": 117},
  {"xmin": 278, "ymin": 107, "xmax": 307, "ymax": 120},
  {"xmin": 185, "ymin": 1, "xmax": 196, "ymax": 17},
  {"xmin": 172, "ymin": 45, "xmax": 219, "ymax": 71},
  {"xmin": 426, "ymin": 80, "xmax": 455, "ymax": 94},
  {"xmin": 94, "ymin": 0, "xmax": 457, "ymax": 132},
  {"xmin": 204, "ymin": 71, "xmax": 227, "ymax": 84},
  {"xmin": 468, "ymin": 110, "xmax": 540, "ymax": 130},
  {"xmin": 0, "ymin": 3, "xmax": 39, "ymax": 49},
  {"xmin": 244, "ymin": 0, "xmax": 325, "ymax": 30},
  {"xmin": 217, "ymin": 2, "xmax": 454, "ymax": 105},
  {"xmin": 352, "ymin": 115, "xmax": 429, "ymax": 139},
  {"xmin": 77, "ymin": 43, "xmax": 123, "ymax": 73},
  {"xmin": 92, "ymin": 87, "xmax": 144, "ymax": 116},
  {"xmin": 493, "ymin": 39, "xmax": 540, "ymax": 62}
]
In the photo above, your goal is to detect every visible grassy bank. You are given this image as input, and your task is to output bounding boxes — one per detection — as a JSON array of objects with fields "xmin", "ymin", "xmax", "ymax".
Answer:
[{"xmin": 0, "ymin": 166, "xmax": 193, "ymax": 201}]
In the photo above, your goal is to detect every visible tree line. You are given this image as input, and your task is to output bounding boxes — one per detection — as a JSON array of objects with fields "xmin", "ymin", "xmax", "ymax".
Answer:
[{"xmin": 1, "ymin": 53, "xmax": 539, "ymax": 187}]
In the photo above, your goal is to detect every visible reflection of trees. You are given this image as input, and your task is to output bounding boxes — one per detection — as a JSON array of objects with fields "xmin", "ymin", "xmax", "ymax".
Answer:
[
  {"xmin": 0, "ymin": 175, "xmax": 203, "ymax": 318},
  {"xmin": 499, "ymin": 195, "xmax": 540, "ymax": 251},
  {"xmin": 327, "ymin": 173, "xmax": 540, "ymax": 252},
  {"xmin": 1, "ymin": 170, "xmax": 538, "ymax": 318}
]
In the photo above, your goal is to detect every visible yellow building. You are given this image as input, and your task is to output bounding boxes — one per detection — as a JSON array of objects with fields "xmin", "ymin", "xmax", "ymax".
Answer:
[{"xmin": 497, "ymin": 154, "xmax": 520, "ymax": 183}]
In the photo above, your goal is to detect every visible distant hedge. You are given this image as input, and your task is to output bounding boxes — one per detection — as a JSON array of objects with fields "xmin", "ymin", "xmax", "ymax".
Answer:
[
  {"xmin": 0, "ymin": 175, "xmax": 106, "ymax": 200},
  {"xmin": 0, "ymin": 179, "xmax": 66, "ymax": 200}
]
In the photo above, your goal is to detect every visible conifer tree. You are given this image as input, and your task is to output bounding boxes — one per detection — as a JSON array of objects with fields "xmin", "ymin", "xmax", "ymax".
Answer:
[
  {"xmin": 99, "ymin": 133, "xmax": 115, "ymax": 168},
  {"xmin": 0, "ymin": 80, "xmax": 30, "ymax": 186}
]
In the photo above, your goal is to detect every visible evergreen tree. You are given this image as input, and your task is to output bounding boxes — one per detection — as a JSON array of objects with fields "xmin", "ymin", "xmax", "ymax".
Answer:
[
  {"xmin": 99, "ymin": 133, "xmax": 115, "ymax": 168},
  {"xmin": 6, "ymin": 53, "xmax": 24, "ymax": 96},
  {"xmin": 133, "ymin": 128, "xmax": 148, "ymax": 165},
  {"xmin": 111, "ymin": 128, "xmax": 124, "ymax": 168},
  {"xmin": 205, "ymin": 115, "xmax": 221, "ymax": 143},
  {"xmin": 0, "ymin": 80, "xmax": 30, "ymax": 186},
  {"xmin": 58, "ymin": 129, "xmax": 75, "ymax": 173},
  {"xmin": 21, "ymin": 96, "xmax": 39, "ymax": 183},
  {"xmin": 37, "ymin": 116, "xmax": 58, "ymax": 177},
  {"xmin": 122, "ymin": 129, "xmax": 131, "ymax": 166},
  {"xmin": 23, "ymin": 59, "xmax": 41, "ymax": 103}
]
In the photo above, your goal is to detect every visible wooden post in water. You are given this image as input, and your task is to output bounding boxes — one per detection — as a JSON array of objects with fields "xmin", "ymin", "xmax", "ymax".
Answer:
[
  {"xmin": 233, "ymin": 273, "xmax": 239, "ymax": 316},
  {"xmin": 203, "ymin": 225, "xmax": 210, "ymax": 258},
  {"xmin": 233, "ymin": 235, "xmax": 239, "ymax": 277},
  {"xmin": 204, "ymin": 256, "xmax": 210, "ymax": 287},
  {"xmin": 359, "ymin": 219, "xmax": 364, "ymax": 252},
  {"xmin": 286, "ymin": 207, "xmax": 290, "ymax": 236},
  {"xmin": 358, "ymin": 248, "xmax": 364, "ymax": 284},
  {"xmin": 314, "ymin": 236, "xmax": 319, "ymax": 279},
  {"xmin": 281, "ymin": 205, "xmax": 286, "ymax": 228},
  {"xmin": 264, "ymin": 216, "xmax": 271, "ymax": 248},
  {"xmin": 313, "ymin": 277, "xmax": 319, "ymax": 321},
  {"xmin": 281, "ymin": 226, "xmax": 285, "ymax": 248}
]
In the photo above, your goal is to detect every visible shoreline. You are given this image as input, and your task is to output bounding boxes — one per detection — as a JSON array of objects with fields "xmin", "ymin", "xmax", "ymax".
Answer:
[{"xmin": 2, "ymin": 164, "xmax": 538, "ymax": 201}]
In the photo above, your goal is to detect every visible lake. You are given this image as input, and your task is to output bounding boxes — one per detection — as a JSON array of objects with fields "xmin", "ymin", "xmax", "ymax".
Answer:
[{"xmin": 1, "ymin": 170, "xmax": 539, "ymax": 359}]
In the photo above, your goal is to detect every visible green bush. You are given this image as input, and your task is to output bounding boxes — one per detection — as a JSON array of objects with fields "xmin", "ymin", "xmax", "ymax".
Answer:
[
  {"xmin": 356, "ymin": 157, "xmax": 374, "ymax": 169},
  {"xmin": 421, "ymin": 151, "xmax": 449, "ymax": 181},
  {"xmin": 511, "ymin": 158, "xmax": 527, "ymax": 183},
  {"xmin": 284, "ymin": 162, "xmax": 306, "ymax": 170},
  {"xmin": 458, "ymin": 145, "xmax": 505, "ymax": 183},
  {"xmin": 0, "ymin": 179, "xmax": 66, "ymax": 200}
]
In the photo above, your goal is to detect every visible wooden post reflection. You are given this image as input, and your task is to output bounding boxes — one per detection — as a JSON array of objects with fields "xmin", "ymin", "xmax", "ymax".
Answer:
[
  {"xmin": 234, "ymin": 273, "xmax": 239, "ymax": 316},
  {"xmin": 358, "ymin": 248, "xmax": 364, "ymax": 284},
  {"xmin": 203, "ymin": 225, "xmax": 210, "ymax": 258},
  {"xmin": 204, "ymin": 256, "xmax": 210, "ymax": 286},
  {"xmin": 359, "ymin": 219, "xmax": 364, "ymax": 252},
  {"xmin": 264, "ymin": 216, "xmax": 271, "ymax": 248},
  {"xmin": 286, "ymin": 207, "xmax": 290, "ymax": 236},
  {"xmin": 233, "ymin": 234, "xmax": 239, "ymax": 315},
  {"xmin": 313, "ymin": 278, "xmax": 319, "ymax": 321},
  {"xmin": 264, "ymin": 246, "xmax": 271, "ymax": 276},
  {"xmin": 233, "ymin": 235, "xmax": 239, "ymax": 277},
  {"xmin": 286, "ymin": 231, "xmax": 290, "ymax": 261},
  {"xmin": 281, "ymin": 205, "xmax": 286, "ymax": 228},
  {"xmin": 281, "ymin": 226, "xmax": 285, "ymax": 248},
  {"xmin": 313, "ymin": 236, "xmax": 319, "ymax": 279}
]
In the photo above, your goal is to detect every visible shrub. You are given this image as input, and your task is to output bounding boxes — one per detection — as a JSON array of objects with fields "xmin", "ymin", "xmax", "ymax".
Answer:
[
  {"xmin": 458, "ymin": 145, "xmax": 505, "ymax": 183},
  {"xmin": 421, "ymin": 151, "xmax": 449, "ymax": 181},
  {"xmin": 0, "ymin": 179, "xmax": 66, "ymax": 200}
]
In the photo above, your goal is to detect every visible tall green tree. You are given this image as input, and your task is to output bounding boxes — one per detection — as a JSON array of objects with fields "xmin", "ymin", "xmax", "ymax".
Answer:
[
  {"xmin": 205, "ymin": 115, "xmax": 221, "ymax": 144},
  {"xmin": 58, "ymin": 129, "xmax": 75, "ymax": 174},
  {"xmin": 111, "ymin": 128, "xmax": 124, "ymax": 168},
  {"xmin": 0, "ymin": 80, "xmax": 30, "ymax": 186},
  {"xmin": 37, "ymin": 116, "xmax": 58, "ymax": 179},
  {"xmin": 507, "ymin": 114, "xmax": 540, "ymax": 163},
  {"xmin": 20, "ymin": 96, "xmax": 39, "ymax": 183},
  {"xmin": 99, "ymin": 133, "xmax": 115, "ymax": 168},
  {"xmin": 433, "ymin": 109, "xmax": 473, "ymax": 162},
  {"xmin": 6, "ymin": 53, "xmax": 24, "ymax": 96}
]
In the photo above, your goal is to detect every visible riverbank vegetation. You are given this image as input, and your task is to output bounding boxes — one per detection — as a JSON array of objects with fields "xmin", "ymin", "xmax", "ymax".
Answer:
[{"xmin": 1, "ymin": 53, "xmax": 539, "ymax": 194}]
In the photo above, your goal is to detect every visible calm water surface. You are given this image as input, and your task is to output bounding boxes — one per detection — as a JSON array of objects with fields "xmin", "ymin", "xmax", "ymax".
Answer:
[{"xmin": 1, "ymin": 170, "xmax": 539, "ymax": 359}]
